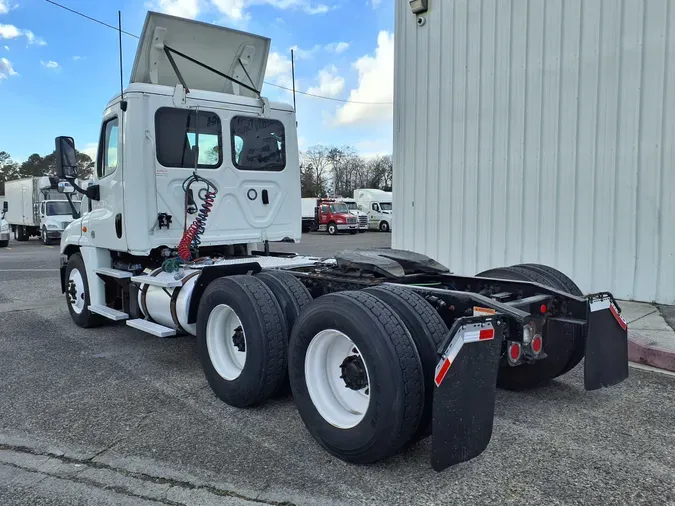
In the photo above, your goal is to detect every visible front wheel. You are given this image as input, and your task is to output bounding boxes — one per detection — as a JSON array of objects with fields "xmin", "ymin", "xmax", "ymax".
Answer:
[
  {"xmin": 327, "ymin": 222, "xmax": 337, "ymax": 235},
  {"xmin": 379, "ymin": 221, "xmax": 390, "ymax": 233},
  {"xmin": 65, "ymin": 253, "xmax": 101, "ymax": 328},
  {"xmin": 41, "ymin": 227, "xmax": 53, "ymax": 245},
  {"xmin": 0, "ymin": 239, "xmax": 8, "ymax": 248}
]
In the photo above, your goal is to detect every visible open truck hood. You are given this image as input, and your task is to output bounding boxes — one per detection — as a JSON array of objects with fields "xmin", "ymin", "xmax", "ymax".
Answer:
[{"xmin": 131, "ymin": 11, "xmax": 270, "ymax": 98}]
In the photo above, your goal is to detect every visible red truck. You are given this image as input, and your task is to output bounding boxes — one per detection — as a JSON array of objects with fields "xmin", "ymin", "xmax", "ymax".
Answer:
[{"xmin": 302, "ymin": 198, "xmax": 358, "ymax": 235}]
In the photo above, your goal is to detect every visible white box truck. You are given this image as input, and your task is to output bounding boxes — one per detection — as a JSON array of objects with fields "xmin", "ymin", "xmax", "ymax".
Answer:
[
  {"xmin": 353, "ymin": 188, "xmax": 393, "ymax": 232},
  {"xmin": 52, "ymin": 10, "xmax": 629, "ymax": 473},
  {"xmin": 4, "ymin": 176, "xmax": 82, "ymax": 245}
]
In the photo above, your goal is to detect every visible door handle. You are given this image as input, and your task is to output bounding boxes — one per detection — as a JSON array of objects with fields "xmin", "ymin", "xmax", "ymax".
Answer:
[{"xmin": 115, "ymin": 213, "xmax": 123, "ymax": 239}]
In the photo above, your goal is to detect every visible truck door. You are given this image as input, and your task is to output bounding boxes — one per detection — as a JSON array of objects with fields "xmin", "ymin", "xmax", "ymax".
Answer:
[
  {"xmin": 370, "ymin": 202, "xmax": 380, "ymax": 226},
  {"xmin": 86, "ymin": 107, "xmax": 127, "ymax": 251}
]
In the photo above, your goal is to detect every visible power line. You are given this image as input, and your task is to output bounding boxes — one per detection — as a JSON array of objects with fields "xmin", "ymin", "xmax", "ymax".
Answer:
[{"xmin": 43, "ymin": 0, "xmax": 394, "ymax": 106}]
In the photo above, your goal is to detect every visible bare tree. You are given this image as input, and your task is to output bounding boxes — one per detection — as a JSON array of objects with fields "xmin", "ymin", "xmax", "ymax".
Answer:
[{"xmin": 302, "ymin": 145, "xmax": 331, "ymax": 197}]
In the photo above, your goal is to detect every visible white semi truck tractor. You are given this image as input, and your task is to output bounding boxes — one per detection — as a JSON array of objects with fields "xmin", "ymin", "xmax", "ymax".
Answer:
[{"xmin": 55, "ymin": 11, "xmax": 629, "ymax": 472}]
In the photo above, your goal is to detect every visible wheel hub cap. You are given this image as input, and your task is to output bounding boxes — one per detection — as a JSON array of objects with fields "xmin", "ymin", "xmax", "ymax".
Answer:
[{"xmin": 340, "ymin": 355, "xmax": 368, "ymax": 390}]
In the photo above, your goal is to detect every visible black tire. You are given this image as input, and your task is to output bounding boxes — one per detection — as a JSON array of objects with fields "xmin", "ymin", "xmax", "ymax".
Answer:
[
  {"xmin": 288, "ymin": 291, "xmax": 424, "ymax": 464},
  {"xmin": 0, "ymin": 239, "xmax": 8, "ymax": 248},
  {"xmin": 349, "ymin": 230, "xmax": 357, "ymax": 235},
  {"xmin": 255, "ymin": 270, "xmax": 312, "ymax": 338},
  {"xmin": 15, "ymin": 226, "xmax": 28, "ymax": 241},
  {"xmin": 516, "ymin": 263, "xmax": 582, "ymax": 296},
  {"xmin": 512, "ymin": 263, "xmax": 585, "ymax": 376},
  {"xmin": 363, "ymin": 284, "xmax": 448, "ymax": 441},
  {"xmin": 65, "ymin": 253, "xmax": 102, "ymax": 328},
  {"xmin": 358, "ymin": 230, "xmax": 366, "ymax": 233},
  {"xmin": 196, "ymin": 275, "xmax": 287, "ymax": 408},
  {"xmin": 327, "ymin": 222, "xmax": 337, "ymax": 235},
  {"xmin": 477, "ymin": 265, "xmax": 577, "ymax": 390},
  {"xmin": 379, "ymin": 221, "xmax": 390, "ymax": 233},
  {"xmin": 41, "ymin": 227, "xmax": 53, "ymax": 245}
]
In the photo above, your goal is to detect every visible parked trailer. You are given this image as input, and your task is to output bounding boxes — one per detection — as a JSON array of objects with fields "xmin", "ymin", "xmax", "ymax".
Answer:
[{"xmin": 54, "ymin": 11, "xmax": 628, "ymax": 472}]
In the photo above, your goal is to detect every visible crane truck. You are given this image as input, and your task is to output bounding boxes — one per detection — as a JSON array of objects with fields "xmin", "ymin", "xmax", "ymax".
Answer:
[{"xmin": 54, "ymin": 11, "xmax": 629, "ymax": 472}]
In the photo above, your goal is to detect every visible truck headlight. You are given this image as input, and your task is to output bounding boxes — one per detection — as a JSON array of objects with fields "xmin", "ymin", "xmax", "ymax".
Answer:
[
  {"xmin": 48, "ymin": 224, "xmax": 59, "ymax": 229},
  {"xmin": 1, "ymin": 224, "xmax": 8, "ymax": 232}
]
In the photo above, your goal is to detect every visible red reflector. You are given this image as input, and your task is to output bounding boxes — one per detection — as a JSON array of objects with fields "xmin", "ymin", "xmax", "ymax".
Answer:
[
  {"xmin": 479, "ymin": 328, "xmax": 495, "ymax": 340},
  {"xmin": 532, "ymin": 335, "xmax": 542, "ymax": 353},
  {"xmin": 540, "ymin": 304, "xmax": 547, "ymax": 314},
  {"xmin": 609, "ymin": 304, "xmax": 628, "ymax": 331},
  {"xmin": 509, "ymin": 342, "xmax": 521, "ymax": 361},
  {"xmin": 434, "ymin": 358, "xmax": 452, "ymax": 387}
]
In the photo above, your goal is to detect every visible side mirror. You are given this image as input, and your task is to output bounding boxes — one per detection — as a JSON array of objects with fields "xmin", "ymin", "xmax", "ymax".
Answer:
[
  {"xmin": 55, "ymin": 136, "xmax": 78, "ymax": 179},
  {"xmin": 57, "ymin": 181, "xmax": 75, "ymax": 194}
]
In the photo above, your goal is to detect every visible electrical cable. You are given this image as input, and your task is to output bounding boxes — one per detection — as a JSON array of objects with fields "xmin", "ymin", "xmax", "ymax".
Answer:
[{"xmin": 43, "ymin": 0, "xmax": 394, "ymax": 105}]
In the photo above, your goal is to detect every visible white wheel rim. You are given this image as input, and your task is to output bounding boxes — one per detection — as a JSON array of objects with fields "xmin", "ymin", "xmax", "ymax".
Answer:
[
  {"xmin": 67, "ymin": 268, "xmax": 85, "ymax": 315},
  {"xmin": 206, "ymin": 304, "xmax": 247, "ymax": 381},
  {"xmin": 305, "ymin": 329, "xmax": 370, "ymax": 429}
]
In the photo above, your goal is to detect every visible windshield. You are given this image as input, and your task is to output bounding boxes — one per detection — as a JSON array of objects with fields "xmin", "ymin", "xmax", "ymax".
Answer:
[
  {"xmin": 330, "ymin": 203, "xmax": 349, "ymax": 214},
  {"xmin": 344, "ymin": 201, "xmax": 358, "ymax": 210},
  {"xmin": 380, "ymin": 202, "xmax": 392, "ymax": 211},
  {"xmin": 46, "ymin": 201, "xmax": 80, "ymax": 216}
]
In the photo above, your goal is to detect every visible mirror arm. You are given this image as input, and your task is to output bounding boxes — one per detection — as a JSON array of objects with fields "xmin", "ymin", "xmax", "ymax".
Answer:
[
  {"xmin": 65, "ymin": 178, "xmax": 100, "ymax": 201},
  {"xmin": 65, "ymin": 193, "xmax": 80, "ymax": 220}
]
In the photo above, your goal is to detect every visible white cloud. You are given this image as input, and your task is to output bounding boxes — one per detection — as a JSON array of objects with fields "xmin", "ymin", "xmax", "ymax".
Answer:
[
  {"xmin": 0, "ymin": 24, "xmax": 47, "ymax": 45},
  {"xmin": 41, "ymin": 60, "xmax": 60, "ymax": 69},
  {"xmin": 211, "ymin": 0, "xmax": 331, "ymax": 21},
  {"xmin": 72, "ymin": 55, "xmax": 86, "ymax": 61},
  {"xmin": 3, "ymin": 45, "xmax": 8, "ymax": 51},
  {"xmin": 307, "ymin": 65, "xmax": 344, "ymax": 98},
  {"xmin": 148, "ymin": 0, "xmax": 201, "ymax": 19},
  {"xmin": 325, "ymin": 41, "xmax": 349, "ymax": 54},
  {"xmin": 265, "ymin": 50, "xmax": 294, "ymax": 90},
  {"xmin": 24, "ymin": 30, "xmax": 46, "ymax": 46},
  {"xmin": 0, "ymin": 23, "xmax": 20, "ymax": 39},
  {"xmin": 0, "ymin": 56, "xmax": 17, "ymax": 79},
  {"xmin": 370, "ymin": 0, "xmax": 382, "ymax": 6},
  {"xmin": 335, "ymin": 30, "xmax": 393, "ymax": 126},
  {"xmin": 81, "ymin": 142, "xmax": 98, "ymax": 160},
  {"xmin": 290, "ymin": 44, "xmax": 320, "ymax": 60},
  {"xmin": 0, "ymin": 1, "xmax": 14, "ymax": 15}
]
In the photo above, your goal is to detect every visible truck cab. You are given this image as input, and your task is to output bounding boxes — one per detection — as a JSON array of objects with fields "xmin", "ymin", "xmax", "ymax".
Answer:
[
  {"xmin": 0, "ymin": 205, "xmax": 9, "ymax": 248},
  {"xmin": 339, "ymin": 198, "xmax": 368, "ymax": 232},
  {"xmin": 39, "ymin": 199, "xmax": 80, "ymax": 245},
  {"xmin": 353, "ymin": 188, "xmax": 393, "ymax": 232},
  {"xmin": 315, "ymin": 199, "xmax": 358, "ymax": 235}
]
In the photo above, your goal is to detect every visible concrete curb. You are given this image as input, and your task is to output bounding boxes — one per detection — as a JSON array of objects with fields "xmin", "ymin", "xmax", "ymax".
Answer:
[{"xmin": 628, "ymin": 331, "xmax": 675, "ymax": 373}]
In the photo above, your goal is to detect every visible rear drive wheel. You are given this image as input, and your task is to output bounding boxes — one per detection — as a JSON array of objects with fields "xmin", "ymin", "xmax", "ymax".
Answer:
[
  {"xmin": 477, "ymin": 265, "xmax": 579, "ymax": 390},
  {"xmin": 364, "ymin": 284, "xmax": 448, "ymax": 441},
  {"xmin": 327, "ymin": 222, "xmax": 337, "ymax": 235},
  {"xmin": 288, "ymin": 291, "xmax": 424, "ymax": 464},
  {"xmin": 0, "ymin": 239, "xmax": 8, "ymax": 248},
  {"xmin": 255, "ymin": 270, "xmax": 312, "ymax": 339},
  {"xmin": 65, "ymin": 253, "xmax": 101, "ymax": 328},
  {"xmin": 511, "ymin": 263, "xmax": 585, "ymax": 376},
  {"xmin": 379, "ymin": 221, "xmax": 390, "ymax": 233},
  {"xmin": 196, "ymin": 275, "xmax": 287, "ymax": 407}
]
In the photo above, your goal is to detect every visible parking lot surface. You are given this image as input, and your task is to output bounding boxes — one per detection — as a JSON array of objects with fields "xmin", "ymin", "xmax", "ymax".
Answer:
[{"xmin": 1, "ymin": 233, "xmax": 674, "ymax": 505}]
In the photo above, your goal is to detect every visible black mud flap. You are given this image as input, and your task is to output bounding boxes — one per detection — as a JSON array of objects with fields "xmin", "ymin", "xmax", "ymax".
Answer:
[
  {"xmin": 431, "ymin": 316, "xmax": 504, "ymax": 472},
  {"xmin": 584, "ymin": 294, "xmax": 629, "ymax": 391}
]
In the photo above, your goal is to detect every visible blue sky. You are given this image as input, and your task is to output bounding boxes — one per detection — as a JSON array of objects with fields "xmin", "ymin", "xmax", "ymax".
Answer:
[{"xmin": 0, "ymin": 0, "xmax": 394, "ymax": 162}]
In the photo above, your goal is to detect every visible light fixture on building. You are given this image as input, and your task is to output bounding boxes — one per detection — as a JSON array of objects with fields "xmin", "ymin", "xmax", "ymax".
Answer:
[{"xmin": 409, "ymin": 0, "xmax": 428, "ymax": 15}]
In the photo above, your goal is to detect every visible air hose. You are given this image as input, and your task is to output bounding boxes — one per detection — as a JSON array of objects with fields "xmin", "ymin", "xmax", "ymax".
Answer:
[{"xmin": 177, "ymin": 173, "xmax": 218, "ymax": 262}]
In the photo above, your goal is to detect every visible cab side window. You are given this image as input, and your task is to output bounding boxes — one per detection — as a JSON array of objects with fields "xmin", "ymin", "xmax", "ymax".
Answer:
[
  {"xmin": 320, "ymin": 205, "xmax": 329, "ymax": 213},
  {"xmin": 97, "ymin": 117, "xmax": 119, "ymax": 178},
  {"xmin": 372, "ymin": 203, "xmax": 380, "ymax": 212}
]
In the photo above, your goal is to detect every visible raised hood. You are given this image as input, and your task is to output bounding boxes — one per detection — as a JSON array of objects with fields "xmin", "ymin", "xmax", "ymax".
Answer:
[{"xmin": 131, "ymin": 11, "xmax": 270, "ymax": 98}]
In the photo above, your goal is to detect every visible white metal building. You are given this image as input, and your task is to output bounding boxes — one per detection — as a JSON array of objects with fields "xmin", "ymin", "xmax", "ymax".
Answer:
[{"xmin": 393, "ymin": 0, "xmax": 674, "ymax": 303}]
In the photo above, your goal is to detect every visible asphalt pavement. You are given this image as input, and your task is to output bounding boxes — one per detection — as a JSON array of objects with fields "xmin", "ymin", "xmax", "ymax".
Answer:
[{"xmin": 1, "ymin": 234, "xmax": 674, "ymax": 506}]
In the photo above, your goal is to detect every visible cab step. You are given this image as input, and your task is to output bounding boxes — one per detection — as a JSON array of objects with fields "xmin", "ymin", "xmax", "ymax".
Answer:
[
  {"xmin": 130, "ymin": 275, "xmax": 182, "ymax": 288},
  {"xmin": 126, "ymin": 319, "xmax": 176, "ymax": 338},
  {"xmin": 94, "ymin": 268, "xmax": 134, "ymax": 279},
  {"xmin": 88, "ymin": 305, "xmax": 129, "ymax": 321}
]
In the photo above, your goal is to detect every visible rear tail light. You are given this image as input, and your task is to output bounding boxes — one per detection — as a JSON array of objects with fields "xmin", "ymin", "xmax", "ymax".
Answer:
[
  {"xmin": 531, "ymin": 334, "xmax": 543, "ymax": 355},
  {"xmin": 507, "ymin": 341, "xmax": 521, "ymax": 364}
]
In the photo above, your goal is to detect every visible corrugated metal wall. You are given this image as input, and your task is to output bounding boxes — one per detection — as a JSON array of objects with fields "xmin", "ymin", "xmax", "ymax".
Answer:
[{"xmin": 393, "ymin": 0, "xmax": 675, "ymax": 303}]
